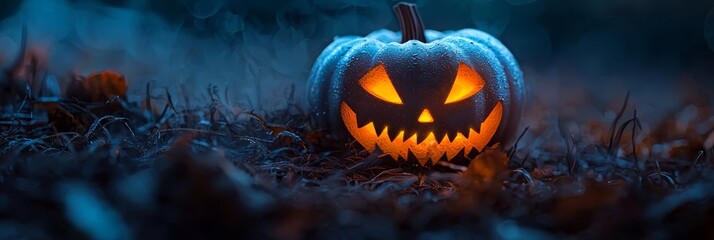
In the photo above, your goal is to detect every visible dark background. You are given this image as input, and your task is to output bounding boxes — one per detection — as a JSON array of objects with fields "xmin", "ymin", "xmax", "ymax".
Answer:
[{"xmin": 0, "ymin": 0, "xmax": 713, "ymax": 110}]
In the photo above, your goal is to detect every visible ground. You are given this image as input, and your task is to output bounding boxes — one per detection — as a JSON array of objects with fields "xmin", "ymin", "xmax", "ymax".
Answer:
[{"xmin": 1, "ymin": 77, "xmax": 714, "ymax": 239}]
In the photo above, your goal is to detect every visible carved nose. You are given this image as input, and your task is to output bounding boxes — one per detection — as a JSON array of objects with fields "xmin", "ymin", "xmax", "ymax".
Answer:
[{"xmin": 418, "ymin": 109, "xmax": 434, "ymax": 123}]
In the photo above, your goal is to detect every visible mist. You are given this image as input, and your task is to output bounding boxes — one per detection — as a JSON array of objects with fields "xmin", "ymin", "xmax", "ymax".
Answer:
[{"xmin": 0, "ymin": 0, "xmax": 713, "ymax": 112}]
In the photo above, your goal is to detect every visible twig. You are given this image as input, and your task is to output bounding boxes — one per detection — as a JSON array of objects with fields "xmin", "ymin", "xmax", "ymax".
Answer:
[
  {"xmin": 693, "ymin": 150, "xmax": 704, "ymax": 166},
  {"xmin": 511, "ymin": 168, "xmax": 534, "ymax": 186},
  {"xmin": 568, "ymin": 134, "xmax": 577, "ymax": 175},
  {"xmin": 508, "ymin": 126, "xmax": 529, "ymax": 160},
  {"xmin": 608, "ymin": 91, "xmax": 630, "ymax": 153},
  {"xmin": 518, "ymin": 153, "xmax": 530, "ymax": 168},
  {"xmin": 165, "ymin": 88, "xmax": 178, "ymax": 114},
  {"xmin": 84, "ymin": 115, "xmax": 130, "ymax": 140},
  {"xmin": 631, "ymin": 109, "xmax": 642, "ymax": 164},
  {"xmin": 145, "ymin": 80, "xmax": 154, "ymax": 123},
  {"xmin": 610, "ymin": 117, "xmax": 636, "ymax": 157}
]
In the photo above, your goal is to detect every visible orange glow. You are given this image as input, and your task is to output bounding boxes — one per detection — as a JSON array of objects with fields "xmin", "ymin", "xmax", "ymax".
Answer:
[
  {"xmin": 417, "ymin": 109, "xmax": 434, "ymax": 123},
  {"xmin": 358, "ymin": 65, "xmax": 403, "ymax": 104},
  {"xmin": 444, "ymin": 63, "xmax": 485, "ymax": 104},
  {"xmin": 341, "ymin": 101, "xmax": 503, "ymax": 165}
]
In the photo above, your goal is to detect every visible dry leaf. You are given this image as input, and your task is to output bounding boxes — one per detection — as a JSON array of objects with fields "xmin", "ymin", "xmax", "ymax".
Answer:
[
  {"xmin": 463, "ymin": 147, "xmax": 509, "ymax": 183},
  {"xmin": 66, "ymin": 70, "xmax": 127, "ymax": 103}
]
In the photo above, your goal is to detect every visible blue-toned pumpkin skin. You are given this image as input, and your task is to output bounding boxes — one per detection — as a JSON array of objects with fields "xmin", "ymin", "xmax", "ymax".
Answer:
[{"xmin": 307, "ymin": 28, "xmax": 525, "ymax": 164}]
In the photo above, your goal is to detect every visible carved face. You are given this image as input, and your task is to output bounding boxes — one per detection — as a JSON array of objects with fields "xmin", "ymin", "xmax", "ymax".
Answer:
[
  {"xmin": 307, "ymin": 8, "xmax": 524, "ymax": 166},
  {"xmin": 340, "ymin": 61, "xmax": 503, "ymax": 164}
]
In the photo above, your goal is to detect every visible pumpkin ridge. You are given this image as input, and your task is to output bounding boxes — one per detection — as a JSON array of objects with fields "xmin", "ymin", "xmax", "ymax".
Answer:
[
  {"xmin": 449, "ymin": 29, "xmax": 525, "ymax": 141},
  {"xmin": 307, "ymin": 36, "xmax": 363, "ymax": 129},
  {"xmin": 326, "ymin": 38, "xmax": 384, "ymax": 132}
]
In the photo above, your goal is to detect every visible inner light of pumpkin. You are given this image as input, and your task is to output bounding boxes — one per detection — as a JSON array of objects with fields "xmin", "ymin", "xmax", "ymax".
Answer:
[
  {"xmin": 418, "ymin": 109, "xmax": 434, "ymax": 123},
  {"xmin": 358, "ymin": 65, "xmax": 403, "ymax": 104},
  {"xmin": 341, "ymin": 101, "xmax": 503, "ymax": 165},
  {"xmin": 444, "ymin": 63, "xmax": 485, "ymax": 104}
]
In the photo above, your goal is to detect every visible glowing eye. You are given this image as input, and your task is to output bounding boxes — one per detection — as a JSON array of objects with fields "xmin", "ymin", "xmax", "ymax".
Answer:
[
  {"xmin": 359, "ymin": 65, "xmax": 403, "ymax": 104},
  {"xmin": 444, "ymin": 63, "xmax": 485, "ymax": 104}
]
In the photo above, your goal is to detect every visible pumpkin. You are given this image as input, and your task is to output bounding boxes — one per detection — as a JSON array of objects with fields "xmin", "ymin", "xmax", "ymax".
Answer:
[{"xmin": 307, "ymin": 2, "xmax": 525, "ymax": 165}]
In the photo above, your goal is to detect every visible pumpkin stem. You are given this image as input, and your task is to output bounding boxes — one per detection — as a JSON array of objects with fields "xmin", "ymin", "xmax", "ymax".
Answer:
[{"xmin": 393, "ymin": 2, "xmax": 426, "ymax": 43}]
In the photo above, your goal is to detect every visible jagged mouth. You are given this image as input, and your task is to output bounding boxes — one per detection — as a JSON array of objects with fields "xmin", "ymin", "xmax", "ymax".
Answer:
[{"xmin": 340, "ymin": 102, "xmax": 503, "ymax": 165}]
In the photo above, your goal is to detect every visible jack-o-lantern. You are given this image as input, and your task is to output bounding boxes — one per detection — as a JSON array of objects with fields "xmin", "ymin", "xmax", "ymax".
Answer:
[{"xmin": 307, "ymin": 3, "xmax": 525, "ymax": 165}]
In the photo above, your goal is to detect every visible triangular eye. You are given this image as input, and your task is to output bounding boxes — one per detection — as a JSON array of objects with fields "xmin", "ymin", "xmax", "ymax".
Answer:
[
  {"xmin": 359, "ymin": 65, "xmax": 403, "ymax": 104},
  {"xmin": 444, "ymin": 63, "xmax": 485, "ymax": 104}
]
